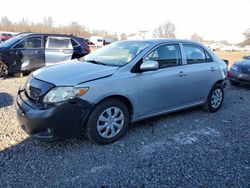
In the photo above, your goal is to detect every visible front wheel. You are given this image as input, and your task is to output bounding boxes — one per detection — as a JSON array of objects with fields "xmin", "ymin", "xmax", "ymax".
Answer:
[
  {"xmin": 0, "ymin": 61, "xmax": 8, "ymax": 78},
  {"xmin": 204, "ymin": 83, "xmax": 224, "ymax": 113},
  {"xmin": 86, "ymin": 99, "xmax": 130, "ymax": 144}
]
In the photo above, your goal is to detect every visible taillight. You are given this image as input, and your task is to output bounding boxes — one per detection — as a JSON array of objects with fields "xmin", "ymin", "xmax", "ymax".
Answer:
[{"xmin": 86, "ymin": 45, "xmax": 90, "ymax": 53}]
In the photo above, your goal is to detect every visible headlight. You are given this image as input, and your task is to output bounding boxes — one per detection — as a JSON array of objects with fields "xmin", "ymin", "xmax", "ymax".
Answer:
[
  {"xmin": 43, "ymin": 87, "xmax": 88, "ymax": 104},
  {"xmin": 231, "ymin": 65, "xmax": 238, "ymax": 72}
]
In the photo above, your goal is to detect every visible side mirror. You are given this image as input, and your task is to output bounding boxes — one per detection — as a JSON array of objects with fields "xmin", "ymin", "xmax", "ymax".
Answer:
[
  {"xmin": 140, "ymin": 60, "xmax": 159, "ymax": 72},
  {"xmin": 243, "ymin": 56, "xmax": 250, "ymax": 60}
]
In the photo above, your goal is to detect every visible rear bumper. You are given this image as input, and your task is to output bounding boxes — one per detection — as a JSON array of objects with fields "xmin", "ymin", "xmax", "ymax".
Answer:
[{"xmin": 15, "ymin": 90, "xmax": 93, "ymax": 141}]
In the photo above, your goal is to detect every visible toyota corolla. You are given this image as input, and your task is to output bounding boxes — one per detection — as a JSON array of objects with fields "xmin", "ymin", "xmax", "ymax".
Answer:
[{"xmin": 16, "ymin": 39, "xmax": 227, "ymax": 144}]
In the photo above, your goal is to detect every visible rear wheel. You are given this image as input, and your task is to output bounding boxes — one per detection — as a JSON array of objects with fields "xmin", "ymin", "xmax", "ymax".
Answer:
[
  {"xmin": 204, "ymin": 83, "xmax": 224, "ymax": 113},
  {"xmin": 86, "ymin": 99, "xmax": 130, "ymax": 144},
  {"xmin": 0, "ymin": 61, "xmax": 8, "ymax": 78}
]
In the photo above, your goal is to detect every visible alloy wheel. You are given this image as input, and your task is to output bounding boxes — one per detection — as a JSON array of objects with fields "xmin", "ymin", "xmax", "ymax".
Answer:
[
  {"xmin": 211, "ymin": 88, "xmax": 223, "ymax": 109},
  {"xmin": 0, "ymin": 62, "xmax": 8, "ymax": 78},
  {"xmin": 97, "ymin": 107, "xmax": 125, "ymax": 138}
]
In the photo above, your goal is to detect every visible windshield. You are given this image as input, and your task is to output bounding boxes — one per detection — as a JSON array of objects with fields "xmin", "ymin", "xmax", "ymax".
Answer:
[
  {"xmin": 84, "ymin": 41, "xmax": 151, "ymax": 66},
  {"xmin": 0, "ymin": 34, "xmax": 28, "ymax": 47}
]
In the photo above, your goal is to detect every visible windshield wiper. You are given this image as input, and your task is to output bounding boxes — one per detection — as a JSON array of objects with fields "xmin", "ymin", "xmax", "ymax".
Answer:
[{"xmin": 85, "ymin": 60, "xmax": 107, "ymax": 66}]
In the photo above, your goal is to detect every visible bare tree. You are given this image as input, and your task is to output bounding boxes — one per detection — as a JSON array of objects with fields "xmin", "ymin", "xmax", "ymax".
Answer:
[
  {"xmin": 153, "ymin": 21, "xmax": 176, "ymax": 38},
  {"xmin": 241, "ymin": 28, "xmax": 250, "ymax": 46},
  {"xmin": 120, "ymin": 32, "xmax": 127, "ymax": 40},
  {"xmin": 243, "ymin": 28, "xmax": 250, "ymax": 38},
  {"xmin": 43, "ymin": 17, "xmax": 53, "ymax": 28},
  {"xmin": 0, "ymin": 16, "xmax": 13, "ymax": 31},
  {"xmin": 0, "ymin": 16, "xmax": 124, "ymax": 40},
  {"xmin": 190, "ymin": 33, "xmax": 203, "ymax": 42}
]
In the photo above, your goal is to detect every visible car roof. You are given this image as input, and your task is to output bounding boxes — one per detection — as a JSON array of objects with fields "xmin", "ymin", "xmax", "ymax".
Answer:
[
  {"xmin": 124, "ymin": 38, "xmax": 202, "ymax": 45},
  {"xmin": 17, "ymin": 32, "xmax": 81, "ymax": 38}
]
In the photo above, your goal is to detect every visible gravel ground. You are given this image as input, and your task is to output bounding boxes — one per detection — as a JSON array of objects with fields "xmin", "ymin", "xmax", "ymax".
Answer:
[{"xmin": 0, "ymin": 77, "xmax": 250, "ymax": 187}]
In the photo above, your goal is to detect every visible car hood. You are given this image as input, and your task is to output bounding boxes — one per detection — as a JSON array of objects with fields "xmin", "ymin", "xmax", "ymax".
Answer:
[
  {"xmin": 33, "ymin": 60, "xmax": 119, "ymax": 86},
  {"xmin": 235, "ymin": 59, "xmax": 250, "ymax": 68}
]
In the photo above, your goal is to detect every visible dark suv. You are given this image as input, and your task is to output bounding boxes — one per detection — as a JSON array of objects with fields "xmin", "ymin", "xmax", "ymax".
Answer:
[{"xmin": 0, "ymin": 33, "xmax": 90, "ymax": 77}]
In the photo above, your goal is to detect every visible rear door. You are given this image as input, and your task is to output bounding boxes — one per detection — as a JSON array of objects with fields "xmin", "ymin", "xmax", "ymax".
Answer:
[
  {"xmin": 45, "ymin": 36, "xmax": 73, "ymax": 66},
  {"xmin": 11, "ymin": 36, "xmax": 45, "ymax": 70},
  {"xmin": 180, "ymin": 44, "xmax": 220, "ymax": 102}
]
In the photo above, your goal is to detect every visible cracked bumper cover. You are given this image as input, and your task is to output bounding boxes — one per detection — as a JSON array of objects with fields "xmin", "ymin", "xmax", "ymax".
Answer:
[{"xmin": 15, "ymin": 89, "xmax": 93, "ymax": 141}]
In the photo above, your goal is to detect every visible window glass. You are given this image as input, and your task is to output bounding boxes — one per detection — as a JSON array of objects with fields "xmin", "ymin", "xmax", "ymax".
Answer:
[
  {"xmin": 47, "ymin": 37, "xmax": 71, "ymax": 49},
  {"xmin": 183, "ymin": 45, "xmax": 206, "ymax": 64},
  {"xmin": 205, "ymin": 51, "xmax": 213, "ymax": 62},
  {"xmin": 84, "ymin": 41, "xmax": 151, "ymax": 66},
  {"xmin": 71, "ymin": 39, "xmax": 79, "ymax": 47},
  {"xmin": 13, "ymin": 37, "xmax": 42, "ymax": 49},
  {"xmin": 145, "ymin": 44, "xmax": 181, "ymax": 68}
]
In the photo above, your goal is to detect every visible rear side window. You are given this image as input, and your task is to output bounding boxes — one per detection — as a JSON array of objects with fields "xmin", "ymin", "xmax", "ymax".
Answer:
[
  {"xmin": 13, "ymin": 37, "xmax": 42, "ymax": 49},
  {"xmin": 183, "ymin": 45, "xmax": 213, "ymax": 64},
  {"xmin": 145, "ymin": 44, "xmax": 181, "ymax": 69},
  {"xmin": 46, "ymin": 37, "xmax": 72, "ymax": 49}
]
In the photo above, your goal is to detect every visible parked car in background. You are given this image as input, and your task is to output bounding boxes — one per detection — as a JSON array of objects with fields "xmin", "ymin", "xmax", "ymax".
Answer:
[
  {"xmin": 0, "ymin": 33, "xmax": 90, "ymax": 77},
  {"xmin": 228, "ymin": 56, "xmax": 250, "ymax": 86},
  {"xmin": 0, "ymin": 31, "xmax": 19, "ymax": 43},
  {"xmin": 0, "ymin": 33, "xmax": 13, "ymax": 43},
  {"xmin": 103, "ymin": 38, "xmax": 118, "ymax": 45},
  {"xmin": 16, "ymin": 39, "xmax": 227, "ymax": 144},
  {"xmin": 89, "ymin": 36, "xmax": 104, "ymax": 47}
]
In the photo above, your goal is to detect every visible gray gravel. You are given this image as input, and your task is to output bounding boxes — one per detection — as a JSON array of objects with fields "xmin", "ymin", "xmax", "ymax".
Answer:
[{"xmin": 0, "ymin": 77, "xmax": 250, "ymax": 188}]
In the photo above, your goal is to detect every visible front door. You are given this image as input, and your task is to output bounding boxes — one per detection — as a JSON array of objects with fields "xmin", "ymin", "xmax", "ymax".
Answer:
[
  {"xmin": 11, "ymin": 36, "xmax": 45, "ymax": 71},
  {"xmin": 45, "ymin": 37, "xmax": 74, "ymax": 66},
  {"xmin": 136, "ymin": 44, "xmax": 188, "ymax": 117}
]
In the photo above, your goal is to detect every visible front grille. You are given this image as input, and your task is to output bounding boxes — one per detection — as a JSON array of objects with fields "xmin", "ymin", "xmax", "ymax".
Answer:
[
  {"xmin": 241, "ymin": 68, "xmax": 250, "ymax": 74},
  {"xmin": 25, "ymin": 77, "xmax": 55, "ymax": 104}
]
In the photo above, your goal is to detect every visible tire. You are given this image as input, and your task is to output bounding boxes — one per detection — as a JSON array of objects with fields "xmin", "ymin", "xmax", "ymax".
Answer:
[
  {"xmin": 86, "ymin": 99, "xmax": 130, "ymax": 144},
  {"xmin": 204, "ymin": 83, "xmax": 224, "ymax": 113},
  {"xmin": 0, "ymin": 61, "xmax": 8, "ymax": 78},
  {"xmin": 230, "ymin": 80, "xmax": 239, "ymax": 86}
]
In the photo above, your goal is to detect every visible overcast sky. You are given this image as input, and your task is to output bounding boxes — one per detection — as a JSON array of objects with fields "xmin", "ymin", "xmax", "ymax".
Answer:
[{"xmin": 1, "ymin": 0, "xmax": 249, "ymax": 43}]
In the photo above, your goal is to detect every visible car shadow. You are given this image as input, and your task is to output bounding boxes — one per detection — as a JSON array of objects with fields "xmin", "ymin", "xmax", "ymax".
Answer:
[{"xmin": 0, "ymin": 92, "xmax": 14, "ymax": 108}]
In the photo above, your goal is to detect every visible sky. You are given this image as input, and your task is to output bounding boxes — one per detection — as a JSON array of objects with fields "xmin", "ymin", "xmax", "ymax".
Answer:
[{"xmin": 0, "ymin": 0, "xmax": 249, "ymax": 43}]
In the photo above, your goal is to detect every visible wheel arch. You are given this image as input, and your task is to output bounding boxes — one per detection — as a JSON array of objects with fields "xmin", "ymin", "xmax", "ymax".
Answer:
[
  {"xmin": 95, "ymin": 95, "xmax": 134, "ymax": 119},
  {"xmin": 206, "ymin": 79, "xmax": 225, "ymax": 100}
]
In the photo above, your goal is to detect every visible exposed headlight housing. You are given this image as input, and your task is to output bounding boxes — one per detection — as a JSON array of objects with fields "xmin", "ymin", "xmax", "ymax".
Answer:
[{"xmin": 43, "ymin": 87, "xmax": 88, "ymax": 104}]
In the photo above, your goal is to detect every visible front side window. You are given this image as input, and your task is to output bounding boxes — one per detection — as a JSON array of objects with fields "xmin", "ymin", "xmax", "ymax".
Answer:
[
  {"xmin": 46, "ymin": 37, "xmax": 72, "ymax": 49},
  {"xmin": 144, "ymin": 44, "xmax": 181, "ymax": 68},
  {"xmin": 13, "ymin": 37, "xmax": 42, "ymax": 49},
  {"xmin": 183, "ymin": 45, "xmax": 208, "ymax": 64}
]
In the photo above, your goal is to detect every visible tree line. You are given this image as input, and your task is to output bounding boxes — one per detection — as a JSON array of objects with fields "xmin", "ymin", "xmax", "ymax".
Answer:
[{"xmin": 0, "ymin": 16, "xmax": 120, "ymax": 39}]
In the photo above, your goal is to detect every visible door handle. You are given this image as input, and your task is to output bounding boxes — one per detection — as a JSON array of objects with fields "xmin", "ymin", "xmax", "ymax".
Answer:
[
  {"xmin": 178, "ymin": 71, "xmax": 187, "ymax": 77},
  {"xmin": 210, "ymin": 67, "xmax": 216, "ymax": 72}
]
